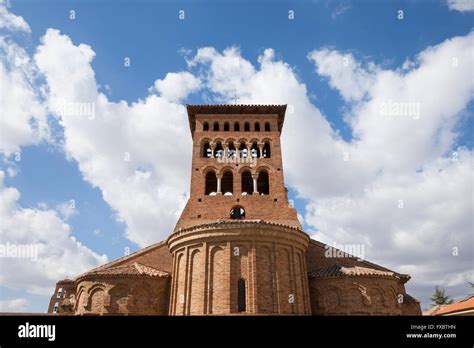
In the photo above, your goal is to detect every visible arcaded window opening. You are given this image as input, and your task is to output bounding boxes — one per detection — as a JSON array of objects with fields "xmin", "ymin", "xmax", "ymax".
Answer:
[
  {"xmin": 221, "ymin": 171, "xmax": 233, "ymax": 194},
  {"xmin": 234, "ymin": 122, "xmax": 240, "ymax": 131},
  {"xmin": 224, "ymin": 122, "xmax": 230, "ymax": 131},
  {"xmin": 203, "ymin": 141, "xmax": 212, "ymax": 157},
  {"xmin": 251, "ymin": 142, "xmax": 260, "ymax": 158},
  {"xmin": 227, "ymin": 142, "xmax": 236, "ymax": 158},
  {"xmin": 244, "ymin": 122, "xmax": 250, "ymax": 131},
  {"xmin": 215, "ymin": 141, "xmax": 224, "ymax": 158},
  {"xmin": 255, "ymin": 122, "xmax": 260, "ymax": 132},
  {"xmin": 203, "ymin": 122, "xmax": 209, "ymax": 131},
  {"xmin": 264, "ymin": 122, "xmax": 270, "ymax": 131},
  {"xmin": 239, "ymin": 142, "xmax": 247, "ymax": 158},
  {"xmin": 257, "ymin": 170, "xmax": 269, "ymax": 195},
  {"xmin": 241, "ymin": 170, "xmax": 253, "ymax": 195},
  {"xmin": 205, "ymin": 171, "xmax": 218, "ymax": 195},
  {"xmin": 213, "ymin": 121, "xmax": 219, "ymax": 131},
  {"xmin": 262, "ymin": 141, "xmax": 271, "ymax": 158}
]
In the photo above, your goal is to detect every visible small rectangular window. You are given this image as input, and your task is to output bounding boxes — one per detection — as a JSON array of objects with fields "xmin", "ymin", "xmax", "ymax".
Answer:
[{"xmin": 238, "ymin": 278, "xmax": 246, "ymax": 312}]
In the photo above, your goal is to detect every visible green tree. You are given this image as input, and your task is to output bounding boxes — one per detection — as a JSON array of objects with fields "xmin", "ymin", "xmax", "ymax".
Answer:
[{"xmin": 430, "ymin": 286, "xmax": 454, "ymax": 306}]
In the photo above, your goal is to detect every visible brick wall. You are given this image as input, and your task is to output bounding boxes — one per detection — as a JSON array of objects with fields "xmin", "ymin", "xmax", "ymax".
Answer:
[
  {"xmin": 175, "ymin": 113, "xmax": 301, "ymax": 231},
  {"xmin": 74, "ymin": 276, "xmax": 170, "ymax": 315},
  {"xmin": 167, "ymin": 222, "xmax": 311, "ymax": 315}
]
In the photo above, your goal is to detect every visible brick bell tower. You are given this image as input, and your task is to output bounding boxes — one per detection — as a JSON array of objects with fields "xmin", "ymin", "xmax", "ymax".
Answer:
[{"xmin": 167, "ymin": 105, "xmax": 311, "ymax": 315}]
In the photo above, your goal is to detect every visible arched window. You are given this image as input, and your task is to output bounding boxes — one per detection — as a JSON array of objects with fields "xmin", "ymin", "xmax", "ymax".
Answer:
[
  {"xmin": 213, "ymin": 121, "xmax": 219, "ymax": 131},
  {"xmin": 202, "ymin": 141, "xmax": 211, "ymax": 158},
  {"xmin": 221, "ymin": 170, "xmax": 233, "ymax": 195},
  {"xmin": 214, "ymin": 141, "xmax": 224, "ymax": 158},
  {"xmin": 255, "ymin": 122, "xmax": 260, "ymax": 132},
  {"xmin": 57, "ymin": 288, "xmax": 63, "ymax": 298},
  {"xmin": 244, "ymin": 122, "xmax": 250, "ymax": 131},
  {"xmin": 224, "ymin": 122, "xmax": 230, "ymax": 131},
  {"xmin": 251, "ymin": 142, "xmax": 260, "ymax": 158},
  {"xmin": 53, "ymin": 302, "xmax": 59, "ymax": 313},
  {"xmin": 230, "ymin": 206, "xmax": 245, "ymax": 219},
  {"xmin": 264, "ymin": 122, "xmax": 270, "ymax": 131},
  {"xmin": 262, "ymin": 142, "xmax": 271, "ymax": 158},
  {"xmin": 257, "ymin": 170, "xmax": 269, "ymax": 195},
  {"xmin": 205, "ymin": 171, "xmax": 217, "ymax": 195},
  {"xmin": 227, "ymin": 142, "xmax": 236, "ymax": 158},
  {"xmin": 234, "ymin": 122, "xmax": 240, "ymax": 131},
  {"xmin": 238, "ymin": 142, "xmax": 247, "ymax": 158},
  {"xmin": 241, "ymin": 170, "xmax": 253, "ymax": 195},
  {"xmin": 203, "ymin": 122, "xmax": 209, "ymax": 131},
  {"xmin": 238, "ymin": 278, "xmax": 246, "ymax": 312}
]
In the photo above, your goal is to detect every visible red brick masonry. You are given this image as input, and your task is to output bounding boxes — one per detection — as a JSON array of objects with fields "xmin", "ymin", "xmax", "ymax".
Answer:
[{"xmin": 48, "ymin": 105, "xmax": 421, "ymax": 316}]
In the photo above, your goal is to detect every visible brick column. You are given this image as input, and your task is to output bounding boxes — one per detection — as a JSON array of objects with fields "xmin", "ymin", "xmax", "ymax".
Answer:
[
  {"xmin": 210, "ymin": 143, "xmax": 216, "ymax": 158},
  {"xmin": 216, "ymin": 173, "xmax": 223, "ymax": 195},
  {"xmin": 258, "ymin": 143, "xmax": 264, "ymax": 158},
  {"xmin": 251, "ymin": 173, "xmax": 259, "ymax": 195}
]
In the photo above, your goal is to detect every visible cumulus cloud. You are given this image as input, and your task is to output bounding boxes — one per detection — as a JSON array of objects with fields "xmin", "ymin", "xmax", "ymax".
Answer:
[
  {"xmin": 187, "ymin": 35, "xmax": 474, "ymax": 308},
  {"xmin": 152, "ymin": 71, "xmax": 201, "ymax": 102},
  {"xmin": 0, "ymin": 298, "xmax": 28, "ymax": 312},
  {"xmin": 308, "ymin": 48, "xmax": 377, "ymax": 102},
  {"xmin": 305, "ymin": 33, "xmax": 474, "ymax": 307},
  {"xmin": 0, "ymin": 5, "xmax": 30, "ymax": 33},
  {"xmin": 35, "ymin": 29, "xmax": 192, "ymax": 247},
  {"xmin": 308, "ymin": 32, "xmax": 474, "ymax": 177},
  {"xmin": 1, "ymin": 3, "xmax": 472, "ymax": 310},
  {"xmin": 447, "ymin": 0, "xmax": 474, "ymax": 12},
  {"xmin": 55, "ymin": 201, "xmax": 78, "ymax": 221},
  {"xmin": 0, "ymin": 37, "xmax": 49, "ymax": 156},
  {"xmin": 0, "ymin": 171, "xmax": 107, "ymax": 295}
]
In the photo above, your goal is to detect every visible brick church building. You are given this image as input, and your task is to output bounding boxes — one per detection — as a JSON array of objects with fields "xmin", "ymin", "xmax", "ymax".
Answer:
[{"xmin": 48, "ymin": 105, "xmax": 421, "ymax": 315}]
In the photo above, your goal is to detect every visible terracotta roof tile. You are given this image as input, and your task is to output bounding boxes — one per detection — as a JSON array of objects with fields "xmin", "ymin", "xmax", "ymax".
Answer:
[
  {"xmin": 435, "ymin": 295, "xmax": 474, "ymax": 315},
  {"xmin": 308, "ymin": 264, "xmax": 398, "ymax": 280},
  {"xmin": 79, "ymin": 262, "xmax": 169, "ymax": 280},
  {"xmin": 74, "ymin": 240, "xmax": 169, "ymax": 279}
]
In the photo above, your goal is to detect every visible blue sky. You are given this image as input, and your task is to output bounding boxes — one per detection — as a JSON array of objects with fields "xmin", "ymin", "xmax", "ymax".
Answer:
[{"xmin": 0, "ymin": 0, "xmax": 473, "ymax": 312}]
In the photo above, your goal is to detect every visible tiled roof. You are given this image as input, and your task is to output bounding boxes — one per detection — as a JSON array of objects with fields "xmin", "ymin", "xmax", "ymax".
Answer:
[
  {"xmin": 73, "ymin": 240, "xmax": 170, "ymax": 280},
  {"xmin": 57, "ymin": 278, "xmax": 75, "ymax": 284},
  {"xmin": 186, "ymin": 104, "xmax": 287, "ymax": 133},
  {"xmin": 423, "ymin": 305, "xmax": 445, "ymax": 316},
  {"xmin": 78, "ymin": 262, "xmax": 169, "ymax": 280},
  {"xmin": 435, "ymin": 295, "xmax": 474, "ymax": 315},
  {"xmin": 308, "ymin": 264, "xmax": 399, "ymax": 280},
  {"xmin": 307, "ymin": 240, "xmax": 411, "ymax": 283}
]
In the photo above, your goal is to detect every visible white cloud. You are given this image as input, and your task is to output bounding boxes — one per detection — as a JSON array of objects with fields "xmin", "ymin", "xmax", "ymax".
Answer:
[
  {"xmin": 1, "ymin": 3, "xmax": 472, "ymax": 310},
  {"xmin": 308, "ymin": 48, "xmax": 377, "ymax": 102},
  {"xmin": 304, "ymin": 33, "xmax": 474, "ymax": 307},
  {"xmin": 0, "ymin": 37, "xmax": 49, "ymax": 156},
  {"xmin": 152, "ymin": 71, "xmax": 201, "ymax": 102},
  {"xmin": 306, "ymin": 149, "xmax": 473, "ymax": 285},
  {"xmin": 0, "ymin": 170, "xmax": 107, "ymax": 295},
  {"xmin": 34, "ymin": 29, "xmax": 192, "ymax": 247},
  {"xmin": 187, "ymin": 46, "xmax": 256, "ymax": 102},
  {"xmin": 308, "ymin": 32, "xmax": 474, "ymax": 177},
  {"xmin": 0, "ymin": 5, "xmax": 30, "ymax": 33},
  {"xmin": 447, "ymin": 0, "xmax": 474, "ymax": 12},
  {"xmin": 55, "ymin": 201, "xmax": 77, "ymax": 220},
  {"xmin": 187, "ymin": 35, "xmax": 474, "ymax": 308},
  {"xmin": 0, "ymin": 298, "xmax": 28, "ymax": 312}
]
